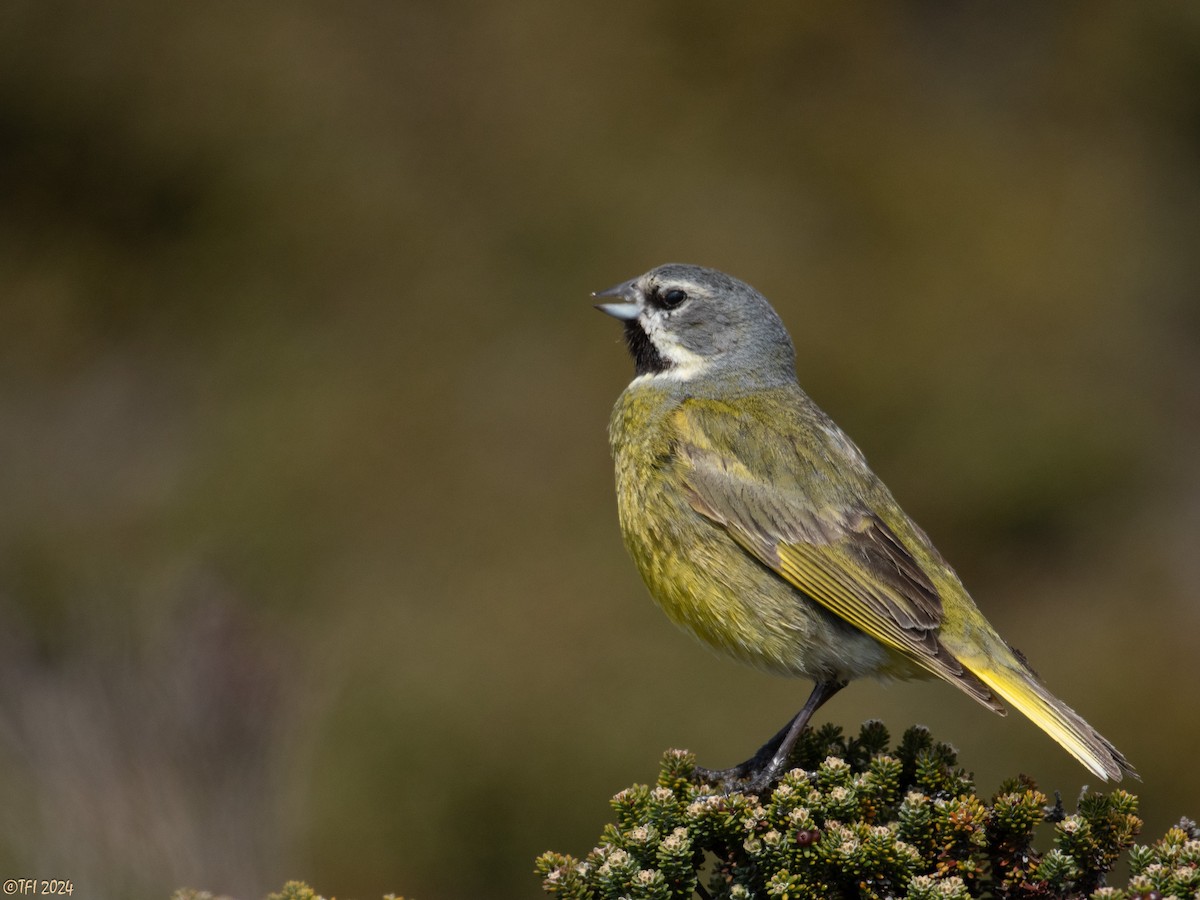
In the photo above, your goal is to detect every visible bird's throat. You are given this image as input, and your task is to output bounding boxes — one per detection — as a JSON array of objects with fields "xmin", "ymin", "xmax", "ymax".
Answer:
[{"xmin": 623, "ymin": 319, "xmax": 671, "ymax": 376}]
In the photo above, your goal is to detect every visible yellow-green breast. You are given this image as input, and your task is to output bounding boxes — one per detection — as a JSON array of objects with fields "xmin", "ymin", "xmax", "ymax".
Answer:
[{"xmin": 608, "ymin": 381, "xmax": 901, "ymax": 681}]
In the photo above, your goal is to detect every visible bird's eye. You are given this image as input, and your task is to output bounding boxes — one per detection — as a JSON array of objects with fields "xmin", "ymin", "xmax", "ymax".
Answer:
[{"xmin": 658, "ymin": 288, "xmax": 688, "ymax": 310}]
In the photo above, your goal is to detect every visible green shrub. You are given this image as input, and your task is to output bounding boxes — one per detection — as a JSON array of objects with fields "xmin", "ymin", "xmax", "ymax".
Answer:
[{"xmin": 536, "ymin": 722, "xmax": 1195, "ymax": 900}]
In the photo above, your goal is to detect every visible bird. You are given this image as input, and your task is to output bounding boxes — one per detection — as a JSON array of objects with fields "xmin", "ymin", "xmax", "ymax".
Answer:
[{"xmin": 594, "ymin": 262, "xmax": 1134, "ymax": 791}]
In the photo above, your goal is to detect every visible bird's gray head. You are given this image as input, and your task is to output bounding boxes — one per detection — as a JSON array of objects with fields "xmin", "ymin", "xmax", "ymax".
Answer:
[{"xmin": 594, "ymin": 264, "xmax": 796, "ymax": 384}]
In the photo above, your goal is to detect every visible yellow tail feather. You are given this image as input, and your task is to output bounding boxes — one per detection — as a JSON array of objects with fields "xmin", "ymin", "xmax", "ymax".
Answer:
[{"xmin": 967, "ymin": 661, "xmax": 1135, "ymax": 782}]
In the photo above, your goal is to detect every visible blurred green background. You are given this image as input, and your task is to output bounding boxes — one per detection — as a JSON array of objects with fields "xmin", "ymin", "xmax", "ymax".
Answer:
[{"xmin": 1, "ymin": 2, "xmax": 1198, "ymax": 898}]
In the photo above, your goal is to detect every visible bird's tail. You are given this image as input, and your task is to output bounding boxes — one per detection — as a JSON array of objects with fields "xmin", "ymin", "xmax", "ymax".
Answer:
[{"xmin": 966, "ymin": 655, "xmax": 1135, "ymax": 782}]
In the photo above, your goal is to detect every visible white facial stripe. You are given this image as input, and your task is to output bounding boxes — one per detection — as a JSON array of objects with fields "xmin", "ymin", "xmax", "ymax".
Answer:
[
  {"xmin": 649, "ymin": 328, "xmax": 704, "ymax": 365},
  {"xmin": 649, "ymin": 276, "xmax": 706, "ymax": 296},
  {"xmin": 632, "ymin": 309, "xmax": 710, "ymax": 382}
]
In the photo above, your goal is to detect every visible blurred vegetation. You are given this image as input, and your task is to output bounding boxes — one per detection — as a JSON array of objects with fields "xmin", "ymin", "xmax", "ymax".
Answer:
[
  {"xmin": 536, "ymin": 722, "xmax": 1187, "ymax": 899},
  {"xmin": 0, "ymin": 2, "xmax": 1198, "ymax": 899},
  {"xmin": 174, "ymin": 881, "xmax": 405, "ymax": 900}
]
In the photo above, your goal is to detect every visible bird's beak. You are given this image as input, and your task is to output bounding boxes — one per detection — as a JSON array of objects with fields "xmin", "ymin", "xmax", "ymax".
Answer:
[{"xmin": 592, "ymin": 278, "xmax": 641, "ymax": 320}]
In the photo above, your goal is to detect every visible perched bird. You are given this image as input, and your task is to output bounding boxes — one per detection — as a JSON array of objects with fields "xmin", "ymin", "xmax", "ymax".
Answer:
[{"xmin": 595, "ymin": 263, "xmax": 1133, "ymax": 790}]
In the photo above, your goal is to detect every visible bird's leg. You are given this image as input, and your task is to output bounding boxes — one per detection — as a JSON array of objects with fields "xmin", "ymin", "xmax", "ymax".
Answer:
[
  {"xmin": 694, "ymin": 716, "xmax": 795, "ymax": 785},
  {"xmin": 758, "ymin": 679, "xmax": 847, "ymax": 786},
  {"xmin": 695, "ymin": 679, "xmax": 847, "ymax": 794}
]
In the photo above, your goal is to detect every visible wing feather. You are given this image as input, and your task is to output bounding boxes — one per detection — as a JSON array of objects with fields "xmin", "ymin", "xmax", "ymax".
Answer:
[{"xmin": 675, "ymin": 399, "xmax": 1001, "ymax": 708}]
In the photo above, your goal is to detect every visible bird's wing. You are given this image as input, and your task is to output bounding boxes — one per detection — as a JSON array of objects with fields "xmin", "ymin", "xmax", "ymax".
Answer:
[{"xmin": 674, "ymin": 398, "xmax": 1000, "ymax": 706}]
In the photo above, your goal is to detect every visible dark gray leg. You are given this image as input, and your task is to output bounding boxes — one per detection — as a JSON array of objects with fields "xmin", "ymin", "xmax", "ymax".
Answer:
[{"xmin": 695, "ymin": 679, "xmax": 847, "ymax": 793}]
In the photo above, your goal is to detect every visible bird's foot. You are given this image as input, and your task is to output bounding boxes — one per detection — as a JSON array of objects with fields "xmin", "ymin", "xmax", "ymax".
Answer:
[
  {"xmin": 693, "ymin": 758, "xmax": 785, "ymax": 796},
  {"xmin": 691, "ymin": 682, "xmax": 847, "ymax": 795}
]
